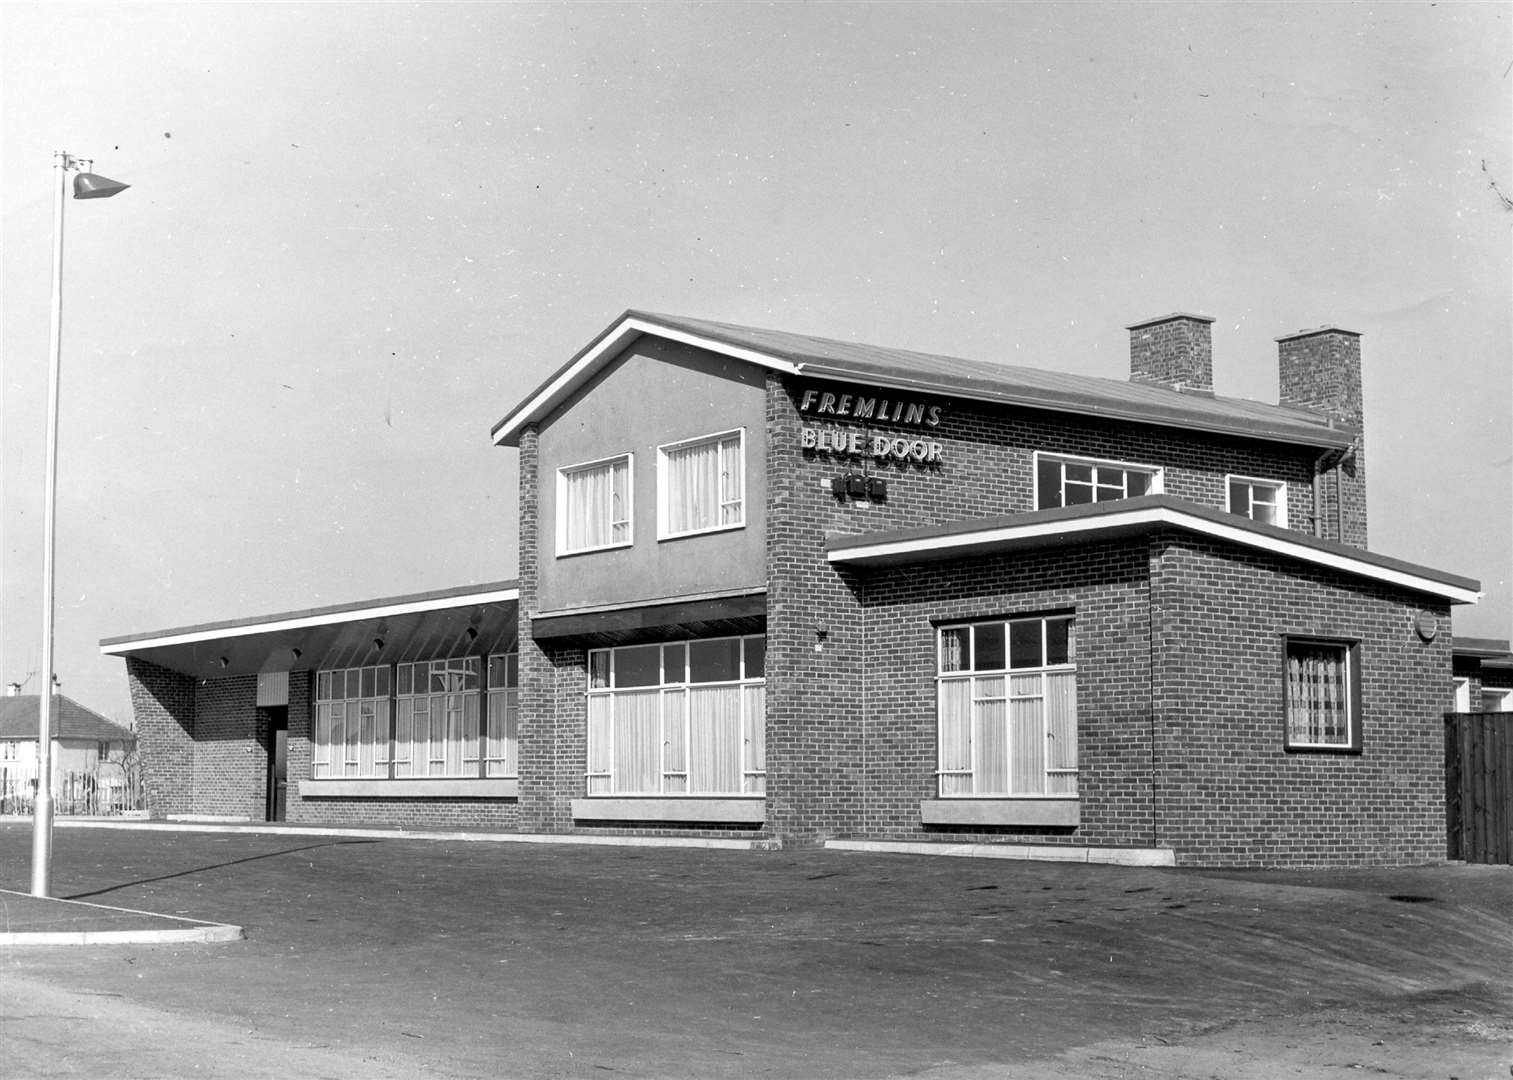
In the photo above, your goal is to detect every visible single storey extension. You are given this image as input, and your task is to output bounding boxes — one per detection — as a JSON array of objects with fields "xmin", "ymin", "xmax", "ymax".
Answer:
[{"xmin": 103, "ymin": 310, "xmax": 1486, "ymax": 867}]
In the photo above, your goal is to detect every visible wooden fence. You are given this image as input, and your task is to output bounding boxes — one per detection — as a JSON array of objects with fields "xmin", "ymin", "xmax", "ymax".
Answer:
[{"xmin": 1445, "ymin": 711, "xmax": 1512, "ymax": 865}]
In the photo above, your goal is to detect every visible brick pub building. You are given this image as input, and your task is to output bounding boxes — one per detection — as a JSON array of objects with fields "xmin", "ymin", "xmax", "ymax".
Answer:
[{"xmin": 103, "ymin": 311, "xmax": 1484, "ymax": 867}]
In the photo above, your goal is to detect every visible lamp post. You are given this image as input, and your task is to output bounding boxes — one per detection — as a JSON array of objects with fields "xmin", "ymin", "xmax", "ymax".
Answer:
[{"xmin": 32, "ymin": 151, "xmax": 129, "ymax": 898}]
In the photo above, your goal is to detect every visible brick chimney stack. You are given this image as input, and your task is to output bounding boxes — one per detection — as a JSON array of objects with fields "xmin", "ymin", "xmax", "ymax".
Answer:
[
  {"xmin": 1127, "ymin": 313, "xmax": 1215, "ymax": 395},
  {"xmin": 1277, "ymin": 326, "xmax": 1366, "ymax": 548},
  {"xmin": 1277, "ymin": 326, "xmax": 1363, "ymax": 428}
]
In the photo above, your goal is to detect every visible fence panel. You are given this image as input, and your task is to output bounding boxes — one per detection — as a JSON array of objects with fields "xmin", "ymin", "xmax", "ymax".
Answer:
[
  {"xmin": 0, "ymin": 762, "xmax": 144, "ymax": 817},
  {"xmin": 1445, "ymin": 712, "xmax": 1512, "ymax": 865}
]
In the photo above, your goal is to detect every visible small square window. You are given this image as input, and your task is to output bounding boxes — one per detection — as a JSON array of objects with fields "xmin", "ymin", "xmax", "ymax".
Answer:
[
  {"xmin": 1284, "ymin": 638, "xmax": 1361, "ymax": 751},
  {"xmin": 1228, "ymin": 476, "xmax": 1287, "ymax": 527}
]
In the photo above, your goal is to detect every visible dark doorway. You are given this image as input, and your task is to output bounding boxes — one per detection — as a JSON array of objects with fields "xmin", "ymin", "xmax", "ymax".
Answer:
[{"xmin": 266, "ymin": 708, "xmax": 288, "ymax": 822}]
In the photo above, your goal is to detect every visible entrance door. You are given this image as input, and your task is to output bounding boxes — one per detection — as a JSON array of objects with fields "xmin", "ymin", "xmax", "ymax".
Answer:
[{"xmin": 266, "ymin": 709, "xmax": 288, "ymax": 822}]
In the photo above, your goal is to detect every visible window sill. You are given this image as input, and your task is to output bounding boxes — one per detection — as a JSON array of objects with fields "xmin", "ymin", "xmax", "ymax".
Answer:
[
  {"xmin": 570, "ymin": 796, "xmax": 766, "ymax": 824},
  {"xmin": 920, "ymin": 798, "xmax": 1079, "ymax": 827},
  {"xmin": 300, "ymin": 778, "xmax": 519, "ymax": 798},
  {"xmin": 556, "ymin": 540, "xmax": 634, "ymax": 559},
  {"xmin": 657, "ymin": 522, "xmax": 745, "ymax": 542}
]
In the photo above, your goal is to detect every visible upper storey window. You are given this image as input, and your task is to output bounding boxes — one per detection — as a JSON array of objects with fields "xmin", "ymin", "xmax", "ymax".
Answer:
[
  {"xmin": 1035, "ymin": 452, "xmax": 1162, "ymax": 510},
  {"xmin": 558, "ymin": 454, "xmax": 632, "ymax": 555},
  {"xmin": 1228, "ymin": 475, "xmax": 1287, "ymax": 527},
  {"xmin": 659, "ymin": 429, "xmax": 745, "ymax": 539}
]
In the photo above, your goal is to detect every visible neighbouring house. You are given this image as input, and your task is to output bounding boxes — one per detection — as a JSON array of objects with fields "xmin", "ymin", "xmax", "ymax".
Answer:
[
  {"xmin": 103, "ymin": 310, "xmax": 1488, "ymax": 867},
  {"xmin": 1452, "ymin": 638, "xmax": 1513, "ymax": 712},
  {"xmin": 0, "ymin": 688, "xmax": 137, "ymax": 813}
]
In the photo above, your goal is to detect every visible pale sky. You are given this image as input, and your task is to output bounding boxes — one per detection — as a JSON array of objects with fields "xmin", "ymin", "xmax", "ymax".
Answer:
[{"xmin": 2, "ymin": 2, "xmax": 1509, "ymax": 723}]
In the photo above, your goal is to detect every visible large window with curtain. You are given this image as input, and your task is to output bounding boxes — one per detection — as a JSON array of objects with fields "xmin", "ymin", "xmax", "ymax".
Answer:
[
  {"xmin": 313, "ymin": 665, "xmax": 392, "ymax": 778},
  {"xmin": 658, "ymin": 429, "xmax": 744, "ymax": 538},
  {"xmin": 937, "ymin": 615, "xmax": 1077, "ymax": 797},
  {"xmin": 585, "ymin": 635, "xmax": 765, "ymax": 796},
  {"xmin": 1284, "ymin": 638, "xmax": 1361, "ymax": 751},
  {"xmin": 395, "ymin": 658, "xmax": 480, "ymax": 777},
  {"xmin": 486, "ymin": 652, "xmax": 519, "ymax": 777},
  {"xmin": 558, "ymin": 454, "xmax": 632, "ymax": 555},
  {"xmin": 311, "ymin": 654, "xmax": 518, "ymax": 780}
]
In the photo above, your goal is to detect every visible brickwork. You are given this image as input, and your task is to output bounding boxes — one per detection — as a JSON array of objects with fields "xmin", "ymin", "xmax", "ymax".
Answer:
[
  {"xmin": 1128, "ymin": 314, "xmax": 1214, "ymax": 393},
  {"xmin": 1278, "ymin": 329, "xmax": 1367, "ymax": 548},
  {"xmin": 855, "ymin": 538, "xmax": 1156, "ymax": 847},
  {"xmin": 790, "ymin": 376, "xmax": 1324, "ymax": 534},
  {"xmin": 189, "ymin": 674, "xmax": 261, "ymax": 817},
  {"xmin": 517, "ymin": 422, "xmax": 574, "ymax": 833},
  {"xmin": 1148, "ymin": 530, "xmax": 1448, "ymax": 867},
  {"xmin": 126, "ymin": 658, "xmax": 195, "ymax": 818}
]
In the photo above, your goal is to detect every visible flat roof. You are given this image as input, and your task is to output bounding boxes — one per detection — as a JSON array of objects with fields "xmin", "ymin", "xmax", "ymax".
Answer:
[
  {"xmin": 101, "ymin": 581, "xmax": 519, "ymax": 679},
  {"xmin": 492, "ymin": 311, "xmax": 1359, "ymax": 451},
  {"xmin": 824, "ymin": 496, "xmax": 1482, "ymax": 605}
]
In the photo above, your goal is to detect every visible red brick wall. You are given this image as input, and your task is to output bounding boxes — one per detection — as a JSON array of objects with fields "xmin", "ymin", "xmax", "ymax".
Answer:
[
  {"xmin": 126, "ymin": 658, "xmax": 195, "ymax": 818},
  {"xmin": 1148, "ymin": 531, "xmax": 1448, "ymax": 867},
  {"xmin": 189, "ymin": 674, "xmax": 261, "ymax": 817},
  {"xmin": 854, "ymin": 538, "xmax": 1156, "ymax": 848}
]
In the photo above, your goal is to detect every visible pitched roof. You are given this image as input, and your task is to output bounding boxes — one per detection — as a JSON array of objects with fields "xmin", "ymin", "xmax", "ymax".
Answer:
[
  {"xmin": 0, "ymin": 695, "xmax": 134, "ymax": 743},
  {"xmin": 491, "ymin": 311, "xmax": 1358, "ymax": 451},
  {"xmin": 823, "ymin": 494, "xmax": 1482, "ymax": 605}
]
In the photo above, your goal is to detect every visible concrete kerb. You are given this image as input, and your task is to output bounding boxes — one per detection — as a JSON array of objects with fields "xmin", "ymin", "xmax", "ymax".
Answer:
[
  {"xmin": 826, "ymin": 838, "xmax": 1178, "ymax": 866},
  {"xmin": 54, "ymin": 820, "xmax": 1176, "ymax": 865},
  {"xmin": 0, "ymin": 888, "xmax": 244, "ymax": 946}
]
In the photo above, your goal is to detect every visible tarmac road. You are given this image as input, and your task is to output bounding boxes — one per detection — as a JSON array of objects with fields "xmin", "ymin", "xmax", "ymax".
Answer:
[{"xmin": 1, "ymin": 822, "xmax": 1510, "ymax": 1079}]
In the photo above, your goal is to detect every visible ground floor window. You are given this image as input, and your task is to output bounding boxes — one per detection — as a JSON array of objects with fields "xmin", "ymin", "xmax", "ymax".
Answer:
[
  {"xmin": 312, "ymin": 655, "xmax": 517, "ymax": 779},
  {"xmin": 586, "ymin": 635, "xmax": 766, "ymax": 796},
  {"xmin": 937, "ymin": 615, "xmax": 1077, "ymax": 797},
  {"xmin": 313, "ymin": 665, "xmax": 391, "ymax": 778},
  {"xmin": 486, "ymin": 653, "xmax": 519, "ymax": 776},
  {"xmin": 1284, "ymin": 638, "xmax": 1361, "ymax": 751}
]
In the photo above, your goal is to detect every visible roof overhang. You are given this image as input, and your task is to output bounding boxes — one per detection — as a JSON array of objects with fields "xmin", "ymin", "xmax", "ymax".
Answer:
[
  {"xmin": 101, "ymin": 582, "xmax": 520, "ymax": 679},
  {"xmin": 491, "ymin": 313, "xmax": 801, "ymax": 447},
  {"xmin": 491, "ymin": 312, "xmax": 1357, "ymax": 452},
  {"xmin": 824, "ymin": 496, "xmax": 1483, "ymax": 606}
]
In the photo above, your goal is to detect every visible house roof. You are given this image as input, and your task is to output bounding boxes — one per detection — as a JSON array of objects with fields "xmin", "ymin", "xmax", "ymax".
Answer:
[
  {"xmin": 491, "ymin": 311, "xmax": 1359, "ymax": 451},
  {"xmin": 101, "ymin": 581, "xmax": 520, "ymax": 680},
  {"xmin": 1454, "ymin": 637, "xmax": 1513, "ymax": 667},
  {"xmin": 0, "ymin": 695, "xmax": 134, "ymax": 743},
  {"xmin": 823, "ymin": 494, "xmax": 1482, "ymax": 605}
]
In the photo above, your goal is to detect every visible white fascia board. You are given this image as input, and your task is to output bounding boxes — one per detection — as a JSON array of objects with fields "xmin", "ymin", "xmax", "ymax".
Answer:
[
  {"xmin": 827, "ymin": 507, "xmax": 1483, "ymax": 605},
  {"xmin": 492, "ymin": 317, "xmax": 801, "ymax": 446},
  {"xmin": 100, "ymin": 587, "xmax": 521, "ymax": 656}
]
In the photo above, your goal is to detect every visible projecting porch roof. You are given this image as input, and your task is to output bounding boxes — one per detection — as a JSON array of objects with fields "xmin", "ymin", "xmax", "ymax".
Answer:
[
  {"xmin": 823, "ymin": 496, "xmax": 1482, "ymax": 606},
  {"xmin": 100, "ymin": 582, "xmax": 519, "ymax": 680}
]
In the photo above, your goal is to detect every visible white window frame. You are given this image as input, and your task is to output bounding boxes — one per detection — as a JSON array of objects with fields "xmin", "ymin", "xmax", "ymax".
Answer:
[
  {"xmin": 486, "ymin": 652, "xmax": 519, "ymax": 777},
  {"xmin": 556, "ymin": 453, "xmax": 634, "ymax": 556},
  {"xmin": 585, "ymin": 635, "xmax": 766, "ymax": 797},
  {"xmin": 1483, "ymin": 687, "xmax": 1513, "ymax": 713},
  {"xmin": 936, "ymin": 615, "xmax": 1077, "ymax": 798},
  {"xmin": 1453, "ymin": 676, "xmax": 1471, "ymax": 712},
  {"xmin": 1283, "ymin": 637, "xmax": 1361, "ymax": 752},
  {"xmin": 313, "ymin": 664, "xmax": 392, "ymax": 779},
  {"xmin": 394, "ymin": 657, "xmax": 481, "ymax": 779},
  {"xmin": 1033, "ymin": 451, "xmax": 1163, "ymax": 511},
  {"xmin": 1227, "ymin": 474, "xmax": 1288, "ymax": 528},
  {"xmin": 657, "ymin": 428, "xmax": 746, "ymax": 540}
]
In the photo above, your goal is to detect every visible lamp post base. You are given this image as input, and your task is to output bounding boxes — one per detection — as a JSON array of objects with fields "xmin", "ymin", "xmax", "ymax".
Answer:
[{"xmin": 31, "ymin": 792, "xmax": 54, "ymax": 897}]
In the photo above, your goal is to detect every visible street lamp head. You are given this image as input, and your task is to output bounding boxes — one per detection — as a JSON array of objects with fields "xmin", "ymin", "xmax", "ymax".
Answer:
[{"xmin": 73, "ymin": 172, "xmax": 129, "ymax": 199}]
